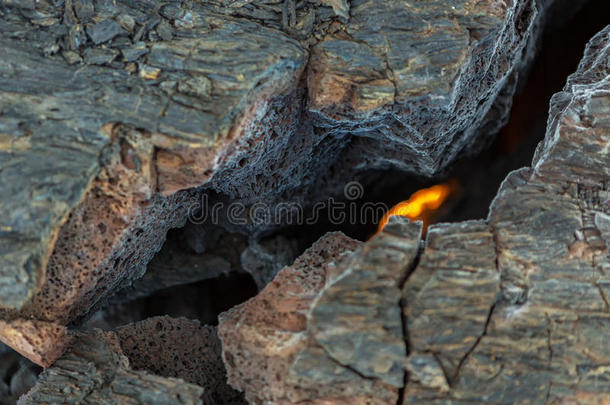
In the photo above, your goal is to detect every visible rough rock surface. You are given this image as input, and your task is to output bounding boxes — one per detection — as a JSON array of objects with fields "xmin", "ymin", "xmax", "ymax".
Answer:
[
  {"xmin": 0, "ymin": 0, "xmax": 305, "ymax": 363},
  {"xmin": 0, "ymin": 0, "xmax": 304, "ymax": 316},
  {"xmin": 307, "ymin": 0, "xmax": 531, "ymax": 178},
  {"xmin": 308, "ymin": 219, "xmax": 421, "ymax": 388},
  {"xmin": 0, "ymin": 319, "xmax": 70, "ymax": 368},
  {"xmin": 406, "ymin": 25, "xmax": 610, "ymax": 404},
  {"xmin": 218, "ymin": 223, "xmax": 422, "ymax": 403},
  {"xmin": 218, "ymin": 26, "xmax": 610, "ymax": 404},
  {"xmin": 18, "ymin": 329, "xmax": 205, "ymax": 404},
  {"xmin": 0, "ymin": 0, "xmax": 555, "ymax": 366},
  {"xmin": 219, "ymin": 231, "xmax": 379, "ymax": 404},
  {"xmin": 116, "ymin": 316, "xmax": 245, "ymax": 404},
  {"xmin": 403, "ymin": 220, "xmax": 500, "ymax": 386}
]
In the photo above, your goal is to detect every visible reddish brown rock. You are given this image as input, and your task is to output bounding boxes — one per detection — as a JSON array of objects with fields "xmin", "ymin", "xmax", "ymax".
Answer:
[
  {"xmin": 218, "ymin": 232, "xmax": 378, "ymax": 404},
  {"xmin": 0, "ymin": 0, "xmax": 561, "ymax": 367},
  {"xmin": 0, "ymin": 0, "xmax": 600, "ymax": 391},
  {"xmin": 0, "ymin": 319, "xmax": 70, "ymax": 368},
  {"xmin": 116, "ymin": 316, "xmax": 244, "ymax": 404},
  {"xmin": 218, "ymin": 222, "xmax": 422, "ymax": 404},
  {"xmin": 0, "ymin": 0, "xmax": 306, "ymax": 350}
]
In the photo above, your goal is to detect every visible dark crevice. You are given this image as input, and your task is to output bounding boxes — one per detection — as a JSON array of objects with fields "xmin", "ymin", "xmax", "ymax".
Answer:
[
  {"xmin": 85, "ymin": 271, "xmax": 258, "ymax": 330},
  {"xmin": 396, "ymin": 239, "xmax": 425, "ymax": 405},
  {"xmin": 451, "ymin": 303, "xmax": 497, "ymax": 385},
  {"xmin": 431, "ymin": 351, "xmax": 454, "ymax": 388},
  {"xmin": 323, "ymin": 352, "xmax": 379, "ymax": 383},
  {"xmin": 544, "ymin": 312, "xmax": 554, "ymax": 404},
  {"xmin": 544, "ymin": 383, "xmax": 553, "ymax": 405},
  {"xmin": 373, "ymin": 0, "xmax": 610, "ymax": 229}
]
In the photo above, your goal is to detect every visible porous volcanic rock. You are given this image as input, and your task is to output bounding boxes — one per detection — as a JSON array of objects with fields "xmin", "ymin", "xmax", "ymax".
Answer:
[
  {"xmin": 218, "ymin": 232, "xmax": 368, "ymax": 404},
  {"xmin": 116, "ymin": 316, "xmax": 245, "ymax": 404},
  {"xmin": 17, "ymin": 329, "xmax": 205, "ymax": 404},
  {"xmin": 0, "ymin": 319, "xmax": 70, "ymax": 368},
  {"xmin": 0, "ymin": 0, "xmax": 305, "ymax": 363},
  {"xmin": 218, "ymin": 223, "xmax": 422, "ymax": 404},
  {"xmin": 0, "ymin": 0, "xmax": 575, "ymax": 368},
  {"xmin": 218, "ymin": 25, "xmax": 610, "ymax": 404}
]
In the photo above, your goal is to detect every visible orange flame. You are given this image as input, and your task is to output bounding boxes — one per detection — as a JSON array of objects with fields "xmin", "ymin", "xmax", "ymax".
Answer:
[{"xmin": 376, "ymin": 180, "xmax": 458, "ymax": 235}]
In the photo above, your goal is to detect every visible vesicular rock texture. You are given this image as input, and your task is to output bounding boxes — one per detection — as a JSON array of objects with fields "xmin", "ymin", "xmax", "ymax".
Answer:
[
  {"xmin": 307, "ymin": 0, "xmax": 532, "ymax": 178},
  {"xmin": 18, "ymin": 316, "xmax": 245, "ymax": 404},
  {"xmin": 116, "ymin": 316, "xmax": 245, "ymax": 404},
  {"xmin": 0, "ymin": 0, "xmax": 306, "ymax": 364},
  {"xmin": 17, "ymin": 329, "xmax": 205, "ymax": 404},
  {"xmin": 0, "ymin": 0, "xmax": 553, "ymax": 368},
  {"xmin": 218, "ymin": 25, "xmax": 610, "ymax": 404},
  {"xmin": 218, "ymin": 222, "xmax": 422, "ymax": 403}
]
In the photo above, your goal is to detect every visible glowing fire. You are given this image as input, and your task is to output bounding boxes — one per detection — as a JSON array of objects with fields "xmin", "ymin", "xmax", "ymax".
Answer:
[{"xmin": 376, "ymin": 180, "xmax": 458, "ymax": 234}]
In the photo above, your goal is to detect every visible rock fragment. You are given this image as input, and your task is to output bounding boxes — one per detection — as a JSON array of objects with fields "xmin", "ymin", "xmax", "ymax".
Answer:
[
  {"xmin": 218, "ymin": 223, "xmax": 422, "ymax": 403},
  {"xmin": 0, "ymin": 319, "xmax": 70, "ymax": 368},
  {"xmin": 0, "ymin": 1, "xmax": 307, "ymax": 363},
  {"xmin": 116, "ymin": 316, "xmax": 245, "ymax": 404},
  {"xmin": 309, "ymin": 219, "xmax": 422, "ymax": 387},
  {"xmin": 0, "ymin": 0, "xmax": 591, "ymax": 374},
  {"xmin": 18, "ymin": 329, "xmax": 205, "ymax": 405},
  {"xmin": 86, "ymin": 19, "xmax": 127, "ymax": 44},
  {"xmin": 405, "ymin": 25, "xmax": 610, "ymax": 404},
  {"xmin": 219, "ymin": 232, "xmax": 385, "ymax": 404},
  {"xmin": 403, "ymin": 220, "xmax": 500, "ymax": 382}
]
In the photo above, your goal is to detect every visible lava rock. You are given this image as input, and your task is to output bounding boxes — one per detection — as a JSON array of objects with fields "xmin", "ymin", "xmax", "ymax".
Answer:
[
  {"xmin": 0, "ymin": 0, "xmax": 583, "ymax": 370},
  {"xmin": 218, "ymin": 25, "xmax": 610, "ymax": 404},
  {"xmin": 218, "ymin": 227, "xmax": 421, "ymax": 403},
  {"xmin": 82, "ymin": 46, "xmax": 119, "ymax": 65},
  {"xmin": 73, "ymin": 0, "xmax": 94, "ymax": 22},
  {"xmin": 403, "ymin": 220, "xmax": 500, "ymax": 383},
  {"xmin": 308, "ymin": 219, "xmax": 422, "ymax": 388},
  {"xmin": 86, "ymin": 19, "xmax": 127, "ymax": 44},
  {"xmin": 240, "ymin": 234, "xmax": 300, "ymax": 289},
  {"xmin": 0, "ymin": 3, "xmax": 306, "ymax": 352},
  {"xmin": 0, "ymin": 319, "xmax": 70, "ymax": 368},
  {"xmin": 116, "ymin": 316, "xmax": 245, "ymax": 404},
  {"xmin": 18, "ymin": 329, "xmax": 205, "ymax": 404}
]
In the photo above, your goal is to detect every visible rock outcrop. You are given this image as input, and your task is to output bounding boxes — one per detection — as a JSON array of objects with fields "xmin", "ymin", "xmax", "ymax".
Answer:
[
  {"xmin": 1, "ymin": 4, "xmax": 606, "ymax": 405},
  {"xmin": 217, "ymin": 25, "xmax": 610, "ymax": 404},
  {"xmin": 0, "ymin": 0, "xmax": 554, "ymax": 368}
]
